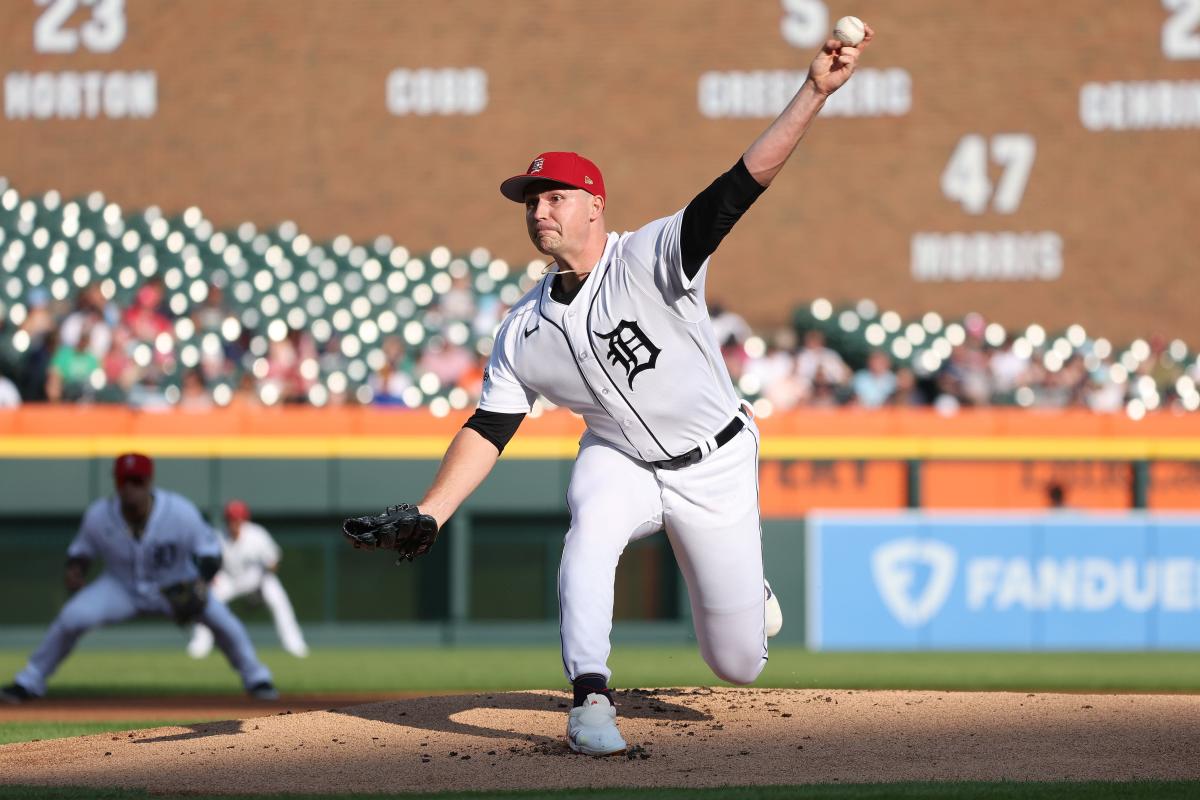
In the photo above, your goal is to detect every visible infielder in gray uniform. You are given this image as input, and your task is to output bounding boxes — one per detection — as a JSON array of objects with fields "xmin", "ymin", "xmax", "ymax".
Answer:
[
  {"xmin": 1, "ymin": 453, "xmax": 277, "ymax": 703},
  {"xmin": 342, "ymin": 24, "xmax": 872, "ymax": 754}
]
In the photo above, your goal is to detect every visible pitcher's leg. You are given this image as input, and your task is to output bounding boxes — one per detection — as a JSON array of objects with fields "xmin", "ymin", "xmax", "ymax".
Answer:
[
  {"xmin": 558, "ymin": 436, "xmax": 662, "ymax": 684},
  {"xmin": 261, "ymin": 572, "xmax": 308, "ymax": 657},
  {"xmin": 15, "ymin": 575, "xmax": 137, "ymax": 696},
  {"xmin": 662, "ymin": 429, "xmax": 766, "ymax": 685}
]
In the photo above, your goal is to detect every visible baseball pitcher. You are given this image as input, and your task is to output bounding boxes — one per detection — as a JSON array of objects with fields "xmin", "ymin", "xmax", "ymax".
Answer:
[{"xmin": 342, "ymin": 23, "xmax": 873, "ymax": 754}]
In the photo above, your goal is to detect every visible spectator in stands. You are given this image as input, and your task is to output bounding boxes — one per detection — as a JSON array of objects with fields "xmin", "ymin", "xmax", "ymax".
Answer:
[
  {"xmin": 19, "ymin": 326, "xmax": 57, "ymax": 403},
  {"xmin": 127, "ymin": 367, "xmax": 171, "ymax": 410},
  {"xmin": 473, "ymin": 297, "xmax": 509, "ymax": 339},
  {"xmin": 808, "ymin": 364, "xmax": 843, "ymax": 408},
  {"xmin": 852, "ymin": 350, "xmax": 897, "ymax": 408},
  {"xmin": 179, "ymin": 369, "xmax": 214, "ymax": 411},
  {"xmin": 229, "ymin": 372, "xmax": 261, "ymax": 408},
  {"xmin": 191, "ymin": 283, "xmax": 226, "ymax": 333},
  {"xmin": 418, "ymin": 336, "xmax": 474, "ymax": 389},
  {"xmin": 1084, "ymin": 365, "xmax": 1125, "ymax": 413},
  {"xmin": 440, "ymin": 275, "xmax": 476, "ymax": 323},
  {"xmin": 794, "ymin": 329, "xmax": 849, "ymax": 401},
  {"xmin": 888, "ymin": 367, "xmax": 924, "ymax": 407},
  {"xmin": 19, "ymin": 288, "xmax": 57, "ymax": 345},
  {"xmin": 102, "ymin": 325, "xmax": 139, "ymax": 396},
  {"xmin": 989, "ymin": 337, "xmax": 1029, "ymax": 402},
  {"xmin": 937, "ymin": 342, "xmax": 991, "ymax": 408},
  {"xmin": 709, "ymin": 301, "xmax": 753, "ymax": 348},
  {"xmin": 122, "ymin": 282, "xmax": 171, "ymax": 343},
  {"xmin": 45, "ymin": 326, "xmax": 100, "ymax": 402},
  {"xmin": 370, "ymin": 362, "xmax": 410, "ymax": 406},
  {"xmin": 369, "ymin": 336, "xmax": 416, "ymax": 405},
  {"xmin": 58, "ymin": 284, "xmax": 114, "ymax": 361},
  {"xmin": 749, "ymin": 329, "xmax": 804, "ymax": 411},
  {"xmin": 267, "ymin": 328, "xmax": 316, "ymax": 404}
]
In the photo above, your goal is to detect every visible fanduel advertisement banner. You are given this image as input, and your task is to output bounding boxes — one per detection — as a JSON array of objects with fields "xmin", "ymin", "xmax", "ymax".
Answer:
[{"xmin": 806, "ymin": 513, "xmax": 1200, "ymax": 650}]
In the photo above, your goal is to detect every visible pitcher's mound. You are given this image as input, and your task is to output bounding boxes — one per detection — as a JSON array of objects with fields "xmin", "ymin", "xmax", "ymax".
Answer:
[{"xmin": 2, "ymin": 688, "xmax": 1199, "ymax": 794}]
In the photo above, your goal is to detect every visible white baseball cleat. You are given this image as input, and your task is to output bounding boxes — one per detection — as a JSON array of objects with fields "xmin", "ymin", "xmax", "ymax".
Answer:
[
  {"xmin": 186, "ymin": 640, "xmax": 211, "ymax": 660},
  {"xmin": 765, "ymin": 580, "xmax": 783, "ymax": 638},
  {"xmin": 186, "ymin": 625, "xmax": 213, "ymax": 659},
  {"xmin": 567, "ymin": 693, "xmax": 627, "ymax": 756}
]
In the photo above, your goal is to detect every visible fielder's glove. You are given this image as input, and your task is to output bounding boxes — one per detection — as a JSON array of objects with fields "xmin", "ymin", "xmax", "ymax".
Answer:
[
  {"xmin": 342, "ymin": 503, "xmax": 440, "ymax": 563},
  {"xmin": 161, "ymin": 579, "xmax": 208, "ymax": 625}
]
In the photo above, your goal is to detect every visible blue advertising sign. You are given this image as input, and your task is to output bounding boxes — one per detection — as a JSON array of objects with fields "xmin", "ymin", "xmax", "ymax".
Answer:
[{"xmin": 806, "ymin": 513, "xmax": 1200, "ymax": 650}]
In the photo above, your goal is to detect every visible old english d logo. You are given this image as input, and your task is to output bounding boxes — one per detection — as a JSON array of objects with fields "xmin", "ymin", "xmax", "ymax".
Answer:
[
  {"xmin": 595, "ymin": 320, "xmax": 660, "ymax": 389},
  {"xmin": 871, "ymin": 538, "xmax": 957, "ymax": 628}
]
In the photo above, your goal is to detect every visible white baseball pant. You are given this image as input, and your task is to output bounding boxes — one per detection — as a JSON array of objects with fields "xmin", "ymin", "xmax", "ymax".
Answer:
[
  {"xmin": 558, "ymin": 422, "xmax": 767, "ymax": 686},
  {"xmin": 188, "ymin": 571, "xmax": 308, "ymax": 658},
  {"xmin": 14, "ymin": 572, "xmax": 272, "ymax": 696}
]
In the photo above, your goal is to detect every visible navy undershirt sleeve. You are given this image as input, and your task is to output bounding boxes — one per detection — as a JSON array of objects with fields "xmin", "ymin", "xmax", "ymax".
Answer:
[
  {"xmin": 680, "ymin": 157, "xmax": 767, "ymax": 280},
  {"xmin": 463, "ymin": 408, "xmax": 526, "ymax": 454}
]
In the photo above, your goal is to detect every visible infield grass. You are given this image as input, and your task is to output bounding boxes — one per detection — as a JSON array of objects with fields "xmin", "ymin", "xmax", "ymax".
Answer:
[
  {"xmin": 4, "ymin": 646, "xmax": 1200, "ymax": 697},
  {"xmin": 1, "ymin": 782, "xmax": 1198, "ymax": 799}
]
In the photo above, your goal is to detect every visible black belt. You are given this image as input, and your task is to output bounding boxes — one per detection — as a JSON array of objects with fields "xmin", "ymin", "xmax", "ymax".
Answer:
[{"xmin": 651, "ymin": 415, "xmax": 746, "ymax": 471}]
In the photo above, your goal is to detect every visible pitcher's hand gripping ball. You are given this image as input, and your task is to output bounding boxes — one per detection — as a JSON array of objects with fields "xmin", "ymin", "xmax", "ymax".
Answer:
[
  {"xmin": 161, "ymin": 579, "xmax": 208, "ymax": 625},
  {"xmin": 833, "ymin": 15, "xmax": 866, "ymax": 46},
  {"xmin": 342, "ymin": 503, "xmax": 440, "ymax": 563}
]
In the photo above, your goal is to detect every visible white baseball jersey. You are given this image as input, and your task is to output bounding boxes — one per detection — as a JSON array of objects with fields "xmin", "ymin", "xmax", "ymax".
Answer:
[
  {"xmin": 218, "ymin": 521, "xmax": 281, "ymax": 588},
  {"xmin": 67, "ymin": 488, "xmax": 220, "ymax": 598},
  {"xmin": 480, "ymin": 208, "xmax": 741, "ymax": 463}
]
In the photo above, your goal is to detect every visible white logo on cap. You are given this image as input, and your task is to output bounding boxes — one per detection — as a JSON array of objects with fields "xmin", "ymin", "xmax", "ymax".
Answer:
[
  {"xmin": 528, "ymin": 158, "xmax": 544, "ymax": 174},
  {"xmin": 871, "ymin": 538, "xmax": 957, "ymax": 627}
]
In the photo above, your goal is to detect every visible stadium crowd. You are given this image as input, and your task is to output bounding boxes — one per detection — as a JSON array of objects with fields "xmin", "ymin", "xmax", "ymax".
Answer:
[
  {"xmin": 0, "ymin": 184, "xmax": 1197, "ymax": 418},
  {"xmin": 2, "ymin": 273, "xmax": 1198, "ymax": 420}
]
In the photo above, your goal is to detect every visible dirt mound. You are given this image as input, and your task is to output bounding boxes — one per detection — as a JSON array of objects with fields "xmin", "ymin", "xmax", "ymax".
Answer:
[{"xmin": 2, "ymin": 688, "xmax": 1199, "ymax": 794}]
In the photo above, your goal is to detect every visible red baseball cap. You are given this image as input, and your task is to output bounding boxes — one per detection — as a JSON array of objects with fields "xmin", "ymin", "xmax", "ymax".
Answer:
[
  {"xmin": 113, "ymin": 452, "xmax": 154, "ymax": 483},
  {"xmin": 500, "ymin": 152, "xmax": 606, "ymax": 203},
  {"xmin": 224, "ymin": 499, "xmax": 251, "ymax": 522}
]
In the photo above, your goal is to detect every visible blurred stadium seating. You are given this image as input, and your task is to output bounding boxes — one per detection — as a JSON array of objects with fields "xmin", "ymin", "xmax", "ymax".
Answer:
[{"xmin": 0, "ymin": 178, "xmax": 1196, "ymax": 419}]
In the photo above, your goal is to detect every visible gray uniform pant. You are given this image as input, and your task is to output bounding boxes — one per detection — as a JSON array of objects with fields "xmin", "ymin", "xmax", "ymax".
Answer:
[{"xmin": 13, "ymin": 572, "xmax": 272, "ymax": 696}]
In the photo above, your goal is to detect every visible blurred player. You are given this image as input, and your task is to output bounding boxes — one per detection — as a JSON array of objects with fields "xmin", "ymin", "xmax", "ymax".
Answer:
[
  {"xmin": 187, "ymin": 500, "xmax": 309, "ymax": 659},
  {"xmin": 0, "ymin": 453, "xmax": 277, "ymax": 703}
]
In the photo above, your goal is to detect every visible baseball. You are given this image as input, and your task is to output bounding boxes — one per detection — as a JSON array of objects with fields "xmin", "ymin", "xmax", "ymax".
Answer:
[{"xmin": 833, "ymin": 15, "xmax": 865, "ymax": 46}]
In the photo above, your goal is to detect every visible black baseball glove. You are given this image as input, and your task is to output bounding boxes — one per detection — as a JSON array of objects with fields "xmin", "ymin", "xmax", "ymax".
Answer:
[
  {"xmin": 161, "ymin": 579, "xmax": 208, "ymax": 625},
  {"xmin": 342, "ymin": 503, "xmax": 440, "ymax": 563}
]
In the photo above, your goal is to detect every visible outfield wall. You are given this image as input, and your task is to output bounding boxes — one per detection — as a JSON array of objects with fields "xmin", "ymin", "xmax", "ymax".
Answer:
[{"xmin": 0, "ymin": 407, "xmax": 1197, "ymax": 647}]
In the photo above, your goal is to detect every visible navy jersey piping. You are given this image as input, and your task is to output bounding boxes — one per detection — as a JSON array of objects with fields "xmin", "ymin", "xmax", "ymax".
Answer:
[
  {"xmin": 535, "ymin": 277, "xmax": 642, "ymax": 456},
  {"xmin": 586, "ymin": 259, "xmax": 678, "ymax": 460}
]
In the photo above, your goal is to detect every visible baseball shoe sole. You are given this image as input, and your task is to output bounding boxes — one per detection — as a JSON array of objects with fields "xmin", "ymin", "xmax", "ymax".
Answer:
[
  {"xmin": 1, "ymin": 683, "xmax": 34, "ymax": 704},
  {"xmin": 765, "ymin": 580, "xmax": 783, "ymax": 638},
  {"xmin": 567, "ymin": 693, "xmax": 627, "ymax": 756},
  {"xmin": 247, "ymin": 681, "xmax": 280, "ymax": 701}
]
